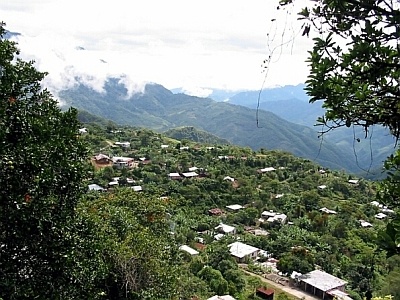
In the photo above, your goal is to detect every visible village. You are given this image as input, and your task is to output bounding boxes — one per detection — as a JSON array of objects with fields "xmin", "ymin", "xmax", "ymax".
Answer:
[{"xmin": 79, "ymin": 124, "xmax": 396, "ymax": 300}]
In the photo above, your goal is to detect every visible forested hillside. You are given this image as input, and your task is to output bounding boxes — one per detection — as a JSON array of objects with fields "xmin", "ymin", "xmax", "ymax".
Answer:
[
  {"xmin": 76, "ymin": 121, "xmax": 400, "ymax": 300},
  {"xmin": 59, "ymin": 80, "xmax": 363, "ymax": 173}
]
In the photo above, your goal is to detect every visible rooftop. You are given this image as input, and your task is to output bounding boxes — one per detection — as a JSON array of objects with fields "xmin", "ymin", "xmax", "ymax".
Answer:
[
  {"xmin": 215, "ymin": 223, "xmax": 235, "ymax": 234},
  {"xmin": 228, "ymin": 241, "xmax": 259, "ymax": 259},
  {"xmin": 182, "ymin": 172, "xmax": 199, "ymax": 178},
  {"xmin": 300, "ymin": 270, "xmax": 347, "ymax": 292},
  {"xmin": 179, "ymin": 245, "xmax": 199, "ymax": 256},
  {"xmin": 226, "ymin": 204, "xmax": 243, "ymax": 211}
]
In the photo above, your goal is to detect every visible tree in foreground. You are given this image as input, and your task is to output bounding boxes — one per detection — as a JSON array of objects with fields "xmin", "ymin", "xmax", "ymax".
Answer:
[
  {"xmin": 0, "ymin": 22, "xmax": 93, "ymax": 298},
  {"xmin": 278, "ymin": 0, "xmax": 400, "ymax": 256}
]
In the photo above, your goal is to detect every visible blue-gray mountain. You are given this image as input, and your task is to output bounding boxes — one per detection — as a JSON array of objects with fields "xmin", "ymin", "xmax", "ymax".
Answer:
[
  {"xmin": 59, "ymin": 78, "xmax": 393, "ymax": 174},
  {"xmin": 222, "ymin": 84, "xmax": 396, "ymax": 178}
]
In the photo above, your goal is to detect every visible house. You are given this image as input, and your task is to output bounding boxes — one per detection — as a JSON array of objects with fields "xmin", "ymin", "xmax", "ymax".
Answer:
[
  {"xmin": 131, "ymin": 185, "xmax": 143, "ymax": 192},
  {"xmin": 359, "ymin": 220, "xmax": 373, "ymax": 228},
  {"xmin": 214, "ymin": 233, "xmax": 225, "ymax": 241},
  {"xmin": 161, "ymin": 144, "xmax": 169, "ymax": 149},
  {"xmin": 223, "ymin": 176, "xmax": 235, "ymax": 182},
  {"xmin": 261, "ymin": 210, "xmax": 287, "ymax": 223},
  {"xmin": 375, "ymin": 212, "xmax": 387, "ymax": 219},
  {"xmin": 188, "ymin": 166, "xmax": 198, "ymax": 172},
  {"xmin": 320, "ymin": 207, "xmax": 337, "ymax": 214},
  {"xmin": 180, "ymin": 146, "xmax": 190, "ymax": 150},
  {"xmin": 226, "ymin": 204, "xmax": 243, "ymax": 211},
  {"xmin": 182, "ymin": 172, "xmax": 199, "ymax": 178},
  {"xmin": 370, "ymin": 200, "xmax": 382, "ymax": 207},
  {"xmin": 94, "ymin": 154, "xmax": 111, "ymax": 164},
  {"xmin": 207, "ymin": 296, "xmax": 236, "ymax": 300},
  {"xmin": 88, "ymin": 184, "xmax": 105, "ymax": 192},
  {"xmin": 258, "ymin": 167, "xmax": 276, "ymax": 173},
  {"xmin": 168, "ymin": 172, "xmax": 182, "ymax": 180},
  {"xmin": 251, "ymin": 229, "xmax": 269, "ymax": 236},
  {"xmin": 318, "ymin": 185, "xmax": 327, "ymax": 190},
  {"xmin": 215, "ymin": 223, "xmax": 236, "ymax": 235},
  {"xmin": 381, "ymin": 207, "xmax": 395, "ymax": 214},
  {"xmin": 114, "ymin": 141, "xmax": 130, "ymax": 148},
  {"xmin": 275, "ymin": 193, "xmax": 284, "ymax": 199},
  {"xmin": 208, "ymin": 208, "xmax": 224, "ymax": 216},
  {"xmin": 228, "ymin": 241, "xmax": 260, "ymax": 263},
  {"xmin": 179, "ymin": 245, "xmax": 199, "ymax": 256},
  {"xmin": 299, "ymin": 270, "xmax": 348, "ymax": 300},
  {"xmin": 348, "ymin": 179, "xmax": 359, "ymax": 185},
  {"xmin": 256, "ymin": 287, "xmax": 274, "ymax": 300},
  {"xmin": 78, "ymin": 127, "xmax": 88, "ymax": 134},
  {"xmin": 112, "ymin": 156, "xmax": 134, "ymax": 169}
]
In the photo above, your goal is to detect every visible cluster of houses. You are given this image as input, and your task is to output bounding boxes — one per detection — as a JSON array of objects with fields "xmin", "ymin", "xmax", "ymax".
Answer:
[
  {"xmin": 180, "ymin": 235, "xmax": 352, "ymax": 300},
  {"xmin": 87, "ymin": 139, "xmax": 386, "ymax": 300}
]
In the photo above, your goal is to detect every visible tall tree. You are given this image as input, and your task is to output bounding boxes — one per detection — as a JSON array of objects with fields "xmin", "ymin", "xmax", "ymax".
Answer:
[
  {"xmin": 278, "ymin": 0, "xmax": 400, "ymax": 256},
  {"xmin": 0, "ymin": 22, "xmax": 90, "ymax": 298}
]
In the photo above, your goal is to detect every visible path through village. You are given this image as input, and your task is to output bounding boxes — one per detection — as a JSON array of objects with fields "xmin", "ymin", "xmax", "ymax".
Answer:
[{"xmin": 241, "ymin": 269, "xmax": 320, "ymax": 300}]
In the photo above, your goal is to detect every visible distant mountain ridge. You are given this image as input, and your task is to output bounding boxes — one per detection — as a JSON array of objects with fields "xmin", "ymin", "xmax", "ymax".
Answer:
[
  {"xmin": 59, "ymin": 78, "xmax": 364, "ymax": 172},
  {"xmin": 223, "ymin": 84, "xmax": 395, "ymax": 177}
]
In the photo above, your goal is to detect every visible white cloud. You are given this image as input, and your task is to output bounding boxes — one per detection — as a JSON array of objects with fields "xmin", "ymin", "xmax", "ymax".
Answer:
[{"xmin": 1, "ymin": 0, "xmax": 313, "ymax": 97}]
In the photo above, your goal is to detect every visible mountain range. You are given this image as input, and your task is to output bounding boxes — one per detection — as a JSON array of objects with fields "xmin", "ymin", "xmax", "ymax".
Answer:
[{"xmin": 58, "ymin": 78, "xmax": 395, "ymax": 174}]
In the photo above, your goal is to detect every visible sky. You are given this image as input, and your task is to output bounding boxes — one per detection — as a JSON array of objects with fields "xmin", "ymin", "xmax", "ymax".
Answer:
[{"xmin": 0, "ymin": 0, "xmax": 313, "ymax": 97}]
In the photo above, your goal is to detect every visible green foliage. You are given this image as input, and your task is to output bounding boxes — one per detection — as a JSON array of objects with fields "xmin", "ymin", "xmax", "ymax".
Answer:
[
  {"xmin": 164, "ymin": 126, "xmax": 231, "ymax": 145},
  {"xmin": 279, "ymin": 0, "xmax": 400, "ymax": 260},
  {"xmin": 294, "ymin": 1, "xmax": 400, "ymax": 138},
  {"xmin": 78, "ymin": 189, "xmax": 183, "ymax": 299},
  {"xmin": 0, "ymin": 22, "xmax": 93, "ymax": 299}
]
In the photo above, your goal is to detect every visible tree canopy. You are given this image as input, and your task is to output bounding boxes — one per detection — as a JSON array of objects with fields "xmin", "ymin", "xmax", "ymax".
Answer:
[
  {"xmin": 280, "ymin": 0, "xmax": 400, "ymax": 138},
  {"xmin": 278, "ymin": 0, "xmax": 400, "ymax": 257},
  {"xmin": 0, "ymin": 22, "xmax": 92, "ymax": 298}
]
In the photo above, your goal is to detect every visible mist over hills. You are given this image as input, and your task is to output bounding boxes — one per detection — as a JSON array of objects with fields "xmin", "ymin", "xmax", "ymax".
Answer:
[{"xmin": 59, "ymin": 78, "xmax": 369, "ymax": 173}]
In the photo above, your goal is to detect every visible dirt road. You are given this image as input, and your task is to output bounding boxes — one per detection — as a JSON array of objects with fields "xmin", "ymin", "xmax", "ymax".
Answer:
[{"xmin": 241, "ymin": 269, "xmax": 320, "ymax": 300}]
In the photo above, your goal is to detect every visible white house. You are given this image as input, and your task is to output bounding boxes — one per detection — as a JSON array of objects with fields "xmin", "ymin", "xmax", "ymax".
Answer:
[
  {"xmin": 223, "ymin": 176, "xmax": 235, "ymax": 182},
  {"xmin": 179, "ymin": 245, "xmax": 199, "ymax": 256},
  {"xmin": 359, "ymin": 220, "xmax": 373, "ymax": 228},
  {"xmin": 112, "ymin": 156, "xmax": 135, "ymax": 169},
  {"xmin": 228, "ymin": 242, "xmax": 260, "ymax": 263},
  {"xmin": 261, "ymin": 210, "xmax": 287, "ymax": 223},
  {"xmin": 320, "ymin": 207, "xmax": 337, "ymax": 214},
  {"xmin": 259, "ymin": 167, "xmax": 276, "ymax": 173},
  {"xmin": 318, "ymin": 185, "xmax": 327, "ymax": 190},
  {"xmin": 115, "ymin": 141, "xmax": 131, "ymax": 148},
  {"xmin": 78, "ymin": 127, "xmax": 88, "ymax": 134},
  {"xmin": 215, "ymin": 223, "xmax": 236, "ymax": 235},
  {"xmin": 182, "ymin": 172, "xmax": 198, "ymax": 178},
  {"xmin": 131, "ymin": 186, "xmax": 143, "ymax": 192},
  {"xmin": 226, "ymin": 204, "xmax": 243, "ymax": 211},
  {"xmin": 168, "ymin": 172, "xmax": 182, "ymax": 180},
  {"xmin": 88, "ymin": 184, "xmax": 105, "ymax": 192},
  {"xmin": 299, "ymin": 270, "xmax": 348, "ymax": 300},
  {"xmin": 348, "ymin": 179, "xmax": 359, "ymax": 185},
  {"xmin": 375, "ymin": 212, "xmax": 387, "ymax": 219}
]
